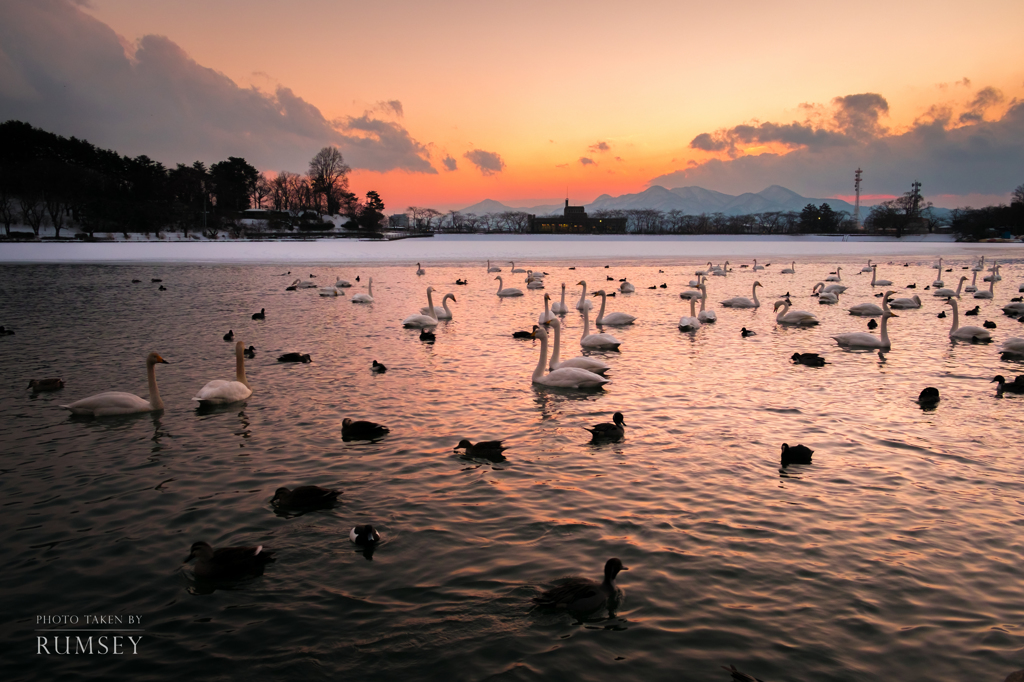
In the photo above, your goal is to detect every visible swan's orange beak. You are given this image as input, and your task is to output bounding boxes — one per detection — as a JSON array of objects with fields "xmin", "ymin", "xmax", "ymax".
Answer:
[{"xmin": 154, "ymin": 354, "xmax": 168, "ymax": 364}]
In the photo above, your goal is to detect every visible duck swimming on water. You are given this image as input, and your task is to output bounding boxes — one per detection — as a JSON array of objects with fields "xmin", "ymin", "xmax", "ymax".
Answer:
[
  {"xmin": 533, "ymin": 558, "xmax": 628, "ymax": 614},
  {"xmin": 780, "ymin": 443, "xmax": 814, "ymax": 465},
  {"xmin": 184, "ymin": 541, "xmax": 275, "ymax": 580},
  {"xmin": 584, "ymin": 412, "xmax": 625, "ymax": 442}
]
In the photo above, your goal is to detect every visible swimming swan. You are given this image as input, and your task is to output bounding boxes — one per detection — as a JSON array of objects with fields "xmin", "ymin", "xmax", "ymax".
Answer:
[
  {"xmin": 871, "ymin": 264, "xmax": 893, "ymax": 287},
  {"xmin": 947, "ymin": 299, "xmax": 992, "ymax": 341},
  {"xmin": 192, "ymin": 341, "xmax": 252, "ymax": 406},
  {"xmin": 933, "ymin": 276, "xmax": 966, "ymax": 298},
  {"xmin": 403, "ymin": 287, "xmax": 439, "ymax": 327},
  {"xmin": 351, "ymin": 278, "xmax": 374, "ymax": 303},
  {"xmin": 551, "ymin": 283, "xmax": 570, "ymax": 314},
  {"xmin": 530, "ymin": 324, "xmax": 609, "ymax": 389},
  {"xmin": 62, "ymin": 352, "xmax": 169, "ymax": 416},
  {"xmin": 832, "ymin": 309, "xmax": 895, "ymax": 349},
  {"xmin": 888, "ymin": 294, "xmax": 922, "ymax": 309},
  {"xmin": 721, "ymin": 281, "xmax": 762, "ymax": 308},
  {"xmin": 780, "ymin": 261, "xmax": 796, "ymax": 274},
  {"xmin": 575, "ymin": 280, "xmax": 594, "ymax": 310},
  {"xmin": 422, "ymin": 292, "xmax": 456, "ymax": 319},
  {"xmin": 678, "ymin": 297, "xmax": 702, "ymax": 331},
  {"xmin": 697, "ymin": 282, "xmax": 716, "ymax": 322},
  {"xmin": 593, "ymin": 290, "xmax": 636, "ymax": 325},
  {"xmin": 546, "ymin": 317, "xmax": 611, "ymax": 373},
  {"xmin": 774, "ymin": 300, "xmax": 819, "ymax": 326},
  {"xmin": 495, "ymin": 276, "xmax": 524, "ymax": 297},
  {"xmin": 580, "ymin": 304, "xmax": 620, "ymax": 350}
]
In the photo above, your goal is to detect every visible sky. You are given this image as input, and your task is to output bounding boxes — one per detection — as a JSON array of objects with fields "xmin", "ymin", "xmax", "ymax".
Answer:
[{"xmin": 1, "ymin": 0, "xmax": 1023, "ymax": 211}]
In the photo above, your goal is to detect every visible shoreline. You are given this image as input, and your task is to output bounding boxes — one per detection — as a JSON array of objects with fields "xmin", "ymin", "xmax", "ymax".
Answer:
[{"xmin": 1, "ymin": 233, "xmax": 1021, "ymax": 265}]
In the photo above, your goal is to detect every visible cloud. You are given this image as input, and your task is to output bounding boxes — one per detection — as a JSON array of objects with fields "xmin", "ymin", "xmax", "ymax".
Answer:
[
  {"xmin": 376, "ymin": 99, "xmax": 404, "ymax": 118},
  {"xmin": 579, "ymin": 157, "xmax": 596, "ymax": 166},
  {"xmin": 463, "ymin": 149, "xmax": 504, "ymax": 175},
  {"xmin": 589, "ymin": 141, "xmax": 610, "ymax": 152},
  {"xmin": 0, "ymin": 0, "xmax": 434, "ymax": 173},
  {"xmin": 441, "ymin": 155, "xmax": 458, "ymax": 171},
  {"xmin": 654, "ymin": 92, "xmax": 1024, "ymax": 198}
]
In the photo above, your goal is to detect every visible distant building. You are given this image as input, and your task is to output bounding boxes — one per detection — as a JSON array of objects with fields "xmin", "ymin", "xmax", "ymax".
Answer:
[{"xmin": 528, "ymin": 200, "xmax": 626, "ymax": 234}]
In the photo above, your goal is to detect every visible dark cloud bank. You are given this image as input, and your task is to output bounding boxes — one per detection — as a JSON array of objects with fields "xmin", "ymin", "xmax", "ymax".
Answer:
[
  {"xmin": 0, "ymin": 0, "xmax": 435, "ymax": 174},
  {"xmin": 654, "ymin": 91, "xmax": 1024, "ymax": 198}
]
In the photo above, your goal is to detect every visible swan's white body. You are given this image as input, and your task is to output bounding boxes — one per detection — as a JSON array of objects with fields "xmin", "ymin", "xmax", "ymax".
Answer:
[
  {"xmin": 973, "ymin": 274, "xmax": 995, "ymax": 299},
  {"xmin": 947, "ymin": 299, "xmax": 992, "ymax": 341},
  {"xmin": 318, "ymin": 286, "xmax": 343, "ymax": 297},
  {"xmin": 695, "ymin": 262, "xmax": 713, "ymax": 276},
  {"xmin": 934, "ymin": 276, "xmax": 966, "ymax": 298},
  {"xmin": 681, "ymin": 276, "xmax": 704, "ymax": 300},
  {"xmin": 832, "ymin": 310, "xmax": 895, "ymax": 349},
  {"xmin": 697, "ymin": 283, "xmax": 716, "ymax": 322},
  {"xmin": 871, "ymin": 264, "xmax": 892, "ymax": 287},
  {"xmin": 422, "ymin": 292, "xmax": 456, "ymax": 319},
  {"xmin": 888, "ymin": 294, "xmax": 921, "ymax": 309},
  {"xmin": 495, "ymin": 276, "xmax": 523, "ymax": 297},
  {"xmin": 781, "ymin": 261, "xmax": 796, "ymax": 274},
  {"xmin": 774, "ymin": 300, "xmax": 818, "ymax": 326},
  {"xmin": 825, "ymin": 266, "xmax": 843, "ymax": 282},
  {"xmin": 752, "ymin": 259, "xmax": 764, "ymax": 271},
  {"xmin": 403, "ymin": 287, "xmax": 439, "ymax": 327},
  {"xmin": 932, "ymin": 258, "xmax": 944, "ymax": 287},
  {"xmin": 193, "ymin": 342, "xmax": 252, "ymax": 405},
  {"xmin": 816, "ymin": 288, "xmax": 839, "ymax": 304},
  {"xmin": 539, "ymin": 294, "xmax": 556, "ymax": 324},
  {"xmin": 510, "ymin": 261, "xmax": 526, "ymax": 273},
  {"xmin": 711, "ymin": 260, "xmax": 730, "ymax": 276},
  {"xmin": 546, "ymin": 317, "xmax": 610, "ymax": 373},
  {"xmin": 983, "ymin": 264, "xmax": 1001, "ymax": 282},
  {"xmin": 551, "ymin": 283, "xmax": 569, "ymax": 314},
  {"xmin": 335, "ymin": 278, "xmax": 352, "ymax": 288},
  {"xmin": 1003, "ymin": 302, "xmax": 1024, "ymax": 316},
  {"xmin": 1000, "ymin": 337, "xmax": 1024, "ymax": 355},
  {"xmin": 721, "ymin": 282, "xmax": 762, "ymax": 308},
  {"xmin": 678, "ymin": 297, "xmax": 702, "ymax": 331},
  {"xmin": 527, "ymin": 278, "xmax": 545, "ymax": 289},
  {"xmin": 849, "ymin": 298, "xmax": 887, "ymax": 316},
  {"xmin": 965, "ymin": 271, "xmax": 978, "ymax": 292},
  {"xmin": 860, "ymin": 260, "xmax": 874, "ymax": 273},
  {"xmin": 594, "ymin": 290, "xmax": 636, "ymax": 325},
  {"xmin": 580, "ymin": 305, "xmax": 620, "ymax": 350},
  {"xmin": 416, "ymin": 262, "xmax": 425, "ymax": 275},
  {"xmin": 487, "ymin": 260, "xmax": 501, "ymax": 272},
  {"xmin": 350, "ymin": 278, "xmax": 374, "ymax": 303},
  {"xmin": 575, "ymin": 280, "xmax": 593, "ymax": 311},
  {"xmin": 531, "ymin": 325, "xmax": 609, "ymax": 389},
  {"xmin": 620, "ymin": 279, "xmax": 635, "ymax": 293},
  {"xmin": 298, "ymin": 280, "xmax": 317, "ymax": 289},
  {"xmin": 62, "ymin": 353, "xmax": 168, "ymax": 416}
]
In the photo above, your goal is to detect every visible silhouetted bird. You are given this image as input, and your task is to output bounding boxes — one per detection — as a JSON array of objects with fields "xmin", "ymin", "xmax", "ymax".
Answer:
[
  {"xmin": 741, "ymin": 327, "xmax": 756, "ymax": 337},
  {"xmin": 965, "ymin": 306, "xmax": 980, "ymax": 316},
  {"xmin": 533, "ymin": 558, "xmax": 628, "ymax": 613},
  {"xmin": 780, "ymin": 443, "xmax": 813, "ymax": 465},
  {"xmin": 271, "ymin": 485, "xmax": 340, "ymax": 511},
  {"xmin": 131, "ymin": 279, "xmax": 141, "ymax": 283},
  {"xmin": 342, "ymin": 417, "xmax": 389, "ymax": 440},
  {"xmin": 584, "ymin": 412, "xmax": 625, "ymax": 442},
  {"xmin": 867, "ymin": 319, "xmax": 878, "ymax": 330},
  {"xmin": 938, "ymin": 311, "xmax": 946, "ymax": 318},
  {"xmin": 420, "ymin": 329, "xmax": 436, "ymax": 342},
  {"xmin": 350, "ymin": 524, "xmax": 381, "ymax": 544},
  {"xmin": 791, "ymin": 352, "xmax": 827, "ymax": 367},
  {"xmin": 984, "ymin": 320, "xmax": 997, "ymax": 329},
  {"xmin": 277, "ymin": 353, "xmax": 311, "ymax": 363},
  {"xmin": 355, "ymin": 275, "xmax": 360, "ymax": 282},
  {"xmin": 0, "ymin": 326, "xmax": 14, "ymax": 335},
  {"xmin": 158, "ymin": 285, "xmax": 167, "ymax": 290},
  {"xmin": 252, "ymin": 308, "xmax": 265, "ymax": 320},
  {"xmin": 992, "ymin": 376, "xmax": 1024, "ymax": 395},
  {"xmin": 372, "ymin": 360, "xmax": 387, "ymax": 372},
  {"xmin": 223, "ymin": 330, "xmax": 234, "ymax": 341},
  {"xmin": 455, "ymin": 439, "xmax": 507, "ymax": 460},
  {"xmin": 184, "ymin": 541, "xmax": 275, "ymax": 580},
  {"xmin": 906, "ymin": 283, "xmax": 916, "ymax": 289},
  {"xmin": 918, "ymin": 387, "xmax": 940, "ymax": 406},
  {"xmin": 243, "ymin": 345, "xmax": 256, "ymax": 358},
  {"xmin": 27, "ymin": 378, "xmax": 64, "ymax": 392},
  {"xmin": 660, "ymin": 283, "xmax": 668, "ymax": 288},
  {"xmin": 151, "ymin": 278, "xmax": 162, "ymax": 282}
]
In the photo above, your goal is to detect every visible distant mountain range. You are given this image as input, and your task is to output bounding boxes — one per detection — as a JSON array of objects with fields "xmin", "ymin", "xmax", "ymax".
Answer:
[{"xmin": 460, "ymin": 185, "xmax": 865, "ymax": 217}]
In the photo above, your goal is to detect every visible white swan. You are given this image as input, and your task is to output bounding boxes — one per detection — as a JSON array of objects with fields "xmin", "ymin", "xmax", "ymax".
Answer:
[
  {"xmin": 551, "ymin": 283, "xmax": 569, "ymax": 314},
  {"xmin": 817, "ymin": 281, "xmax": 847, "ymax": 294},
  {"xmin": 947, "ymin": 299, "xmax": 992, "ymax": 341},
  {"xmin": 973, "ymin": 272, "xmax": 995, "ymax": 299},
  {"xmin": 681, "ymin": 275, "xmax": 704, "ymax": 300},
  {"xmin": 527, "ymin": 276, "xmax": 545, "ymax": 289},
  {"xmin": 510, "ymin": 261, "xmax": 526, "ymax": 273},
  {"xmin": 888, "ymin": 294, "xmax": 922, "ymax": 309},
  {"xmin": 722, "ymin": 281, "xmax": 762, "ymax": 308},
  {"xmin": 318, "ymin": 286, "xmax": 344, "ymax": 297},
  {"xmin": 697, "ymin": 282, "xmax": 716, "ymax": 322},
  {"xmin": 416, "ymin": 262, "xmax": 425, "ymax": 275},
  {"xmin": 964, "ymin": 270, "xmax": 978, "ymax": 293},
  {"xmin": 932, "ymin": 258, "xmax": 944, "ymax": 287},
  {"xmin": 781, "ymin": 261, "xmax": 796, "ymax": 274},
  {"xmin": 825, "ymin": 266, "xmax": 843, "ymax": 282},
  {"xmin": 933, "ymin": 276, "xmax": 966, "ymax": 298},
  {"xmin": 580, "ymin": 304, "xmax": 620, "ymax": 350},
  {"xmin": 487, "ymin": 259, "xmax": 501, "ymax": 272},
  {"xmin": 1002, "ymin": 302, "xmax": 1024, "ymax": 316},
  {"xmin": 403, "ymin": 287, "xmax": 439, "ymax": 327},
  {"xmin": 619, "ymin": 279, "xmax": 635, "ymax": 293},
  {"xmin": 575, "ymin": 280, "xmax": 594, "ymax": 311},
  {"xmin": 832, "ymin": 310, "xmax": 895, "ymax": 349},
  {"xmin": 539, "ymin": 293, "xmax": 556, "ymax": 324},
  {"xmin": 871, "ymin": 264, "xmax": 893, "ymax": 287},
  {"xmin": 422, "ymin": 292, "xmax": 456, "ymax": 319},
  {"xmin": 62, "ymin": 352, "xmax": 169, "ymax": 416},
  {"xmin": 1000, "ymin": 337, "xmax": 1024, "ymax": 356},
  {"xmin": 983, "ymin": 263, "xmax": 1001, "ymax": 282},
  {"xmin": 711, "ymin": 260, "xmax": 730, "ymax": 276},
  {"xmin": 695, "ymin": 262, "xmax": 713, "ymax": 276},
  {"xmin": 678, "ymin": 297, "xmax": 702, "ymax": 331},
  {"xmin": 812, "ymin": 283, "xmax": 839, "ymax": 304},
  {"xmin": 298, "ymin": 279, "xmax": 317, "ymax": 288},
  {"xmin": 848, "ymin": 294, "xmax": 891, "ymax": 317},
  {"xmin": 774, "ymin": 300, "xmax": 819, "ymax": 326},
  {"xmin": 752, "ymin": 259, "xmax": 764, "ymax": 271},
  {"xmin": 546, "ymin": 317, "xmax": 610, "ymax": 373},
  {"xmin": 860, "ymin": 260, "xmax": 874, "ymax": 273},
  {"xmin": 351, "ymin": 278, "xmax": 374, "ymax": 303},
  {"xmin": 334, "ymin": 278, "xmax": 352, "ymax": 288},
  {"xmin": 531, "ymin": 324, "xmax": 609, "ymax": 389},
  {"xmin": 193, "ymin": 341, "xmax": 252, "ymax": 406},
  {"xmin": 594, "ymin": 290, "xmax": 636, "ymax": 325},
  {"xmin": 495, "ymin": 276, "xmax": 524, "ymax": 297}
]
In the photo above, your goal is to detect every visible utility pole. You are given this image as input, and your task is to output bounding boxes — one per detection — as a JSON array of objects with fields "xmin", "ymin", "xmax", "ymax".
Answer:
[
  {"xmin": 910, "ymin": 180, "xmax": 922, "ymax": 219},
  {"xmin": 853, "ymin": 168, "xmax": 863, "ymax": 229}
]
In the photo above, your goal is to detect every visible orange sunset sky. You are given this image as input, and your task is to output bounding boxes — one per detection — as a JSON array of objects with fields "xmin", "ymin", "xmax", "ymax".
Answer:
[{"xmin": 2, "ymin": 0, "xmax": 1023, "ymax": 210}]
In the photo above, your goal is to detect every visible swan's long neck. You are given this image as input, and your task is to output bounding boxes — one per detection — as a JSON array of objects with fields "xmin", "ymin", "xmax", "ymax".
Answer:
[
  {"xmin": 879, "ymin": 314, "xmax": 891, "ymax": 347},
  {"xmin": 442, "ymin": 294, "xmax": 453, "ymax": 315},
  {"xmin": 699, "ymin": 285, "xmax": 707, "ymax": 312},
  {"xmin": 367, "ymin": 278, "xmax": 373, "ymax": 296},
  {"xmin": 689, "ymin": 298, "xmax": 697, "ymax": 317},
  {"xmin": 988, "ymin": 275, "xmax": 995, "ymax": 294},
  {"xmin": 597, "ymin": 291, "xmax": 607, "ymax": 322},
  {"xmin": 533, "ymin": 331, "xmax": 549, "ymax": 381},
  {"xmin": 581, "ymin": 306, "xmax": 591, "ymax": 340},
  {"xmin": 882, "ymin": 295, "xmax": 891, "ymax": 315},
  {"xmin": 791, "ymin": 261, "xmax": 795, "ymax": 272},
  {"xmin": 871, "ymin": 267, "xmax": 877, "ymax": 285},
  {"xmin": 559, "ymin": 283, "xmax": 567, "ymax": 307},
  {"xmin": 752, "ymin": 284, "xmax": 760, "ymax": 306},
  {"xmin": 496, "ymin": 277, "xmax": 503, "ymax": 294},
  {"xmin": 543, "ymin": 296, "xmax": 551, "ymax": 319},
  {"xmin": 776, "ymin": 301, "xmax": 789, "ymax": 322},
  {"xmin": 549, "ymin": 322, "xmax": 561, "ymax": 369},
  {"xmin": 580, "ymin": 281, "xmax": 588, "ymax": 301},
  {"xmin": 949, "ymin": 301, "xmax": 959, "ymax": 333},
  {"xmin": 955, "ymin": 278, "xmax": 964, "ymax": 296},
  {"xmin": 147, "ymin": 359, "xmax": 163, "ymax": 410},
  {"xmin": 235, "ymin": 343, "xmax": 248, "ymax": 387},
  {"xmin": 970, "ymin": 271, "xmax": 977, "ymax": 285},
  {"xmin": 836, "ymin": 267, "xmax": 841, "ymax": 281},
  {"xmin": 426, "ymin": 289, "xmax": 437, "ymax": 319}
]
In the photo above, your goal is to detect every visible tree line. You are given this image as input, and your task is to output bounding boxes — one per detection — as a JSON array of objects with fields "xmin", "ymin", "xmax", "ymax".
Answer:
[{"xmin": 0, "ymin": 120, "xmax": 387, "ymax": 239}]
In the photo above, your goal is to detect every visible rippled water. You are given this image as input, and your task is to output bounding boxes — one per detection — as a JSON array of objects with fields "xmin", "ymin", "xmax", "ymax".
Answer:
[{"xmin": 2, "ymin": 251, "xmax": 1024, "ymax": 681}]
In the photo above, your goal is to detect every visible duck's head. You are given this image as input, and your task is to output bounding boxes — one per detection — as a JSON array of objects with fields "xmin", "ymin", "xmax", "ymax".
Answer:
[
  {"xmin": 147, "ymin": 352, "xmax": 169, "ymax": 365},
  {"xmin": 604, "ymin": 558, "xmax": 628, "ymax": 581},
  {"xmin": 185, "ymin": 541, "xmax": 213, "ymax": 563},
  {"xmin": 612, "ymin": 412, "xmax": 625, "ymax": 426},
  {"xmin": 530, "ymin": 324, "xmax": 548, "ymax": 340},
  {"xmin": 271, "ymin": 487, "xmax": 291, "ymax": 504},
  {"xmin": 455, "ymin": 439, "xmax": 473, "ymax": 450},
  {"xmin": 992, "ymin": 375, "xmax": 1007, "ymax": 384}
]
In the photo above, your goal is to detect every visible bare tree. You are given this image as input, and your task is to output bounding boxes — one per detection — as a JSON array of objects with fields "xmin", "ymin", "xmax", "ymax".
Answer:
[
  {"xmin": 0, "ymin": 184, "xmax": 16, "ymax": 237},
  {"xmin": 308, "ymin": 146, "xmax": 350, "ymax": 215},
  {"xmin": 251, "ymin": 172, "xmax": 272, "ymax": 209},
  {"xmin": 1012, "ymin": 183, "xmax": 1024, "ymax": 205},
  {"xmin": 19, "ymin": 195, "xmax": 45, "ymax": 236}
]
